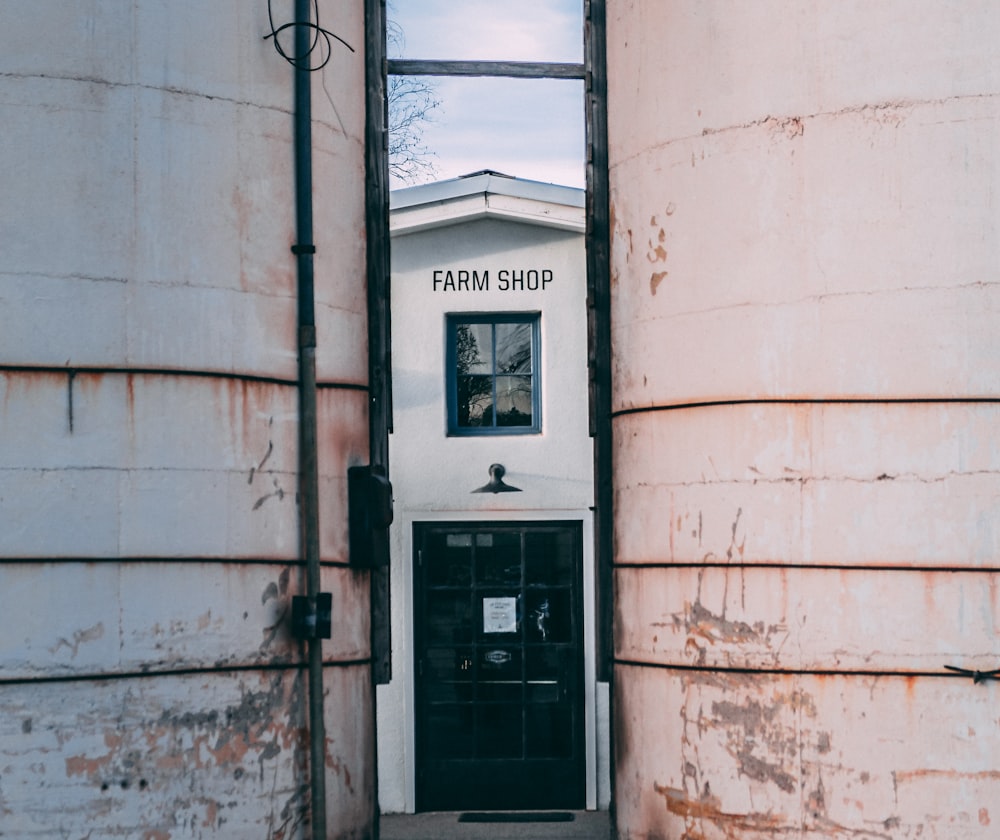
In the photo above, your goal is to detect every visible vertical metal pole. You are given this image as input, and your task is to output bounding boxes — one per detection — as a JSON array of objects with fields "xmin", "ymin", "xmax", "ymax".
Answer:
[
  {"xmin": 585, "ymin": 0, "xmax": 612, "ymax": 682},
  {"xmin": 292, "ymin": 1, "xmax": 327, "ymax": 837},
  {"xmin": 585, "ymin": 1, "xmax": 615, "ymax": 829},
  {"xmin": 365, "ymin": 0, "xmax": 393, "ymax": 688},
  {"xmin": 365, "ymin": 0, "xmax": 392, "ymax": 834}
]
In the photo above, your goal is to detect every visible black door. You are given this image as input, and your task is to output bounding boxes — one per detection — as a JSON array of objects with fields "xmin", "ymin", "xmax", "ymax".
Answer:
[{"xmin": 414, "ymin": 521, "xmax": 585, "ymax": 811}]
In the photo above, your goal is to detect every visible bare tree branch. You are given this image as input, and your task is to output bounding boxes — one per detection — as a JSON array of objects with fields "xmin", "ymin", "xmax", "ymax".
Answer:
[{"xmin": 387, "ymin": 18, "xmax": 441, "ymax": 184}]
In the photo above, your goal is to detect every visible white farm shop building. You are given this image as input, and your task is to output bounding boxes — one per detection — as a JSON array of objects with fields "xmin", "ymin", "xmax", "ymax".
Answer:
[{"xmin": 377, "ymin": 171, "xmax": 610, "ymax": 813}]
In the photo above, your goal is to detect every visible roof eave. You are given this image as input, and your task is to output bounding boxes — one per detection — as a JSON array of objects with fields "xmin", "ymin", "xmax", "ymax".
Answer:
[{"xmin": 390, "ymin": 191, "xmax": 585, "ymax": 236}]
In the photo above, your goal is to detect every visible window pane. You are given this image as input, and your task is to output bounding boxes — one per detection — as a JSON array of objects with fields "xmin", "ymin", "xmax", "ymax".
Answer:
[
  {"xmin": 477, "ymin": 647, "xmax": 522, "ymax": 702},
  {"xmin": 496, "ymin": 322, "xmax": 532, "ymax": 373},
  {"xmin": 449, "ymin": 315, "xmax": 540, "ymax": 434},
  {"xmin": 389, "ymin": 0, "xmax": 584, "ymax": 63},
  {"xmin": 476, "ymin": 531, "xmax": 521, "ymax": 586},
  {"xmin": 426, "ymin": 590, "xmax": 473, "ymax": 644},
  {"xmin": 458, "ymin": 374, "xmax": 493, "ymax": 426},
  {"xmin": 455, "ymin": 323, "xmax": 492, "ymax": 375},
  {"xmin": 525, "ymin": 530, "xmax": 574, "ymax": 586},
  {"xmin": 477, "ymin": 704, "xmax": 522, "ymax": 758},
  {"xmin": 426, "ymin": 705, "xmax": 475, "ymax": 758},
  {"xmin": 429, "ymin": 532, "xmax": 472, "ymax": 586},
  {"xmin": 495, "ymin": 375, "xmax": 533, "ymax": 426},
  {"xmin": 425, "ymin": 647, "xmax": 474, "ymax": 702},
  {"xmin": 526, "ymin": 705, "xmax": 573, "ymax": 758}
]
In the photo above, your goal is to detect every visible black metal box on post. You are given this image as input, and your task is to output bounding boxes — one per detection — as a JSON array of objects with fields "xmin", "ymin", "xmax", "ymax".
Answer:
[
  {"xmin": 348, "ymin": 464, "xmax": 393, "ymax": 568},
  {"xmin": 291, "ymin": 592, "xmax": 332, "ymax": 639}
]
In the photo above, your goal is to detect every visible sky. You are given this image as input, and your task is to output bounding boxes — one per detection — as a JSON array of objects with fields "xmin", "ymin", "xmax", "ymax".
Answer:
[{"xmin": 387, "ymin": 0, "xmax": 586, "ymax": 190}]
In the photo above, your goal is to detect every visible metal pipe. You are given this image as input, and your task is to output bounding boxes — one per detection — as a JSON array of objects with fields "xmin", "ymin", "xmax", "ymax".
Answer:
[{"xmin": 292, "ymin": 1, "xmax": 327, "ymax": 837}]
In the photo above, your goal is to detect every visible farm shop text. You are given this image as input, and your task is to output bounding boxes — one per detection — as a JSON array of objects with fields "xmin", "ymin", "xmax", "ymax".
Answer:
[{"xmin": 432, "ymin": 269, "xmax": 553, "ymax": 292}]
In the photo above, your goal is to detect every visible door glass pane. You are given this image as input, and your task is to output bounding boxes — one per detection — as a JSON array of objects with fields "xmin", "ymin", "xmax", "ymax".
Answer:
[
  {"xmin": 527, "ymin": 589, "xmax": 570, "ymax": 643},
  {"xmin": 427, "ymin": 532, "xmax": 472, "ymax": 586},
  {"xmin": 527, "ymin": 705, "xmax": 573, "ymax": 758},
  {"xmin": 477, "ymin": 704, "xmax": 523, "ymax": 758},
  {"xmin": 426, "ymin": 590, "xmax": 472, "ymax": 643},
  {"xmin": 525, "ymin": 530, "xmax": 574, "ymax": 586},
  {"xmin": 478, "ymin": 646, "xmax": 522, "ymax": 702},
  {"xmin": 425, "ymin": 647, "xmax": 473, "ymax": 702},
  {"xmin": 428, "ymin": 704, "xmax": 475, "ymax": 757},
  {"xmin": 476, "ymin": 531, "xmax": 521, "ymax": 585},
  {"xmin": 526, "ymin": 647, "xmax": 560, "ymax": 703},
  {"xmin": 389, "ymin": 0, "xmax": 584, "ymax": 63}
]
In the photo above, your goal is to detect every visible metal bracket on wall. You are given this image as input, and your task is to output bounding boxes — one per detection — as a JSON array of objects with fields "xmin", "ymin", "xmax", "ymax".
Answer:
[
  {"xmin": 944, "ymin": 665, "xmax": 1000, "ymax": 684},
  {"xmin": 291, "ymin": 593, "xmax": 333, "ymax": 639}
]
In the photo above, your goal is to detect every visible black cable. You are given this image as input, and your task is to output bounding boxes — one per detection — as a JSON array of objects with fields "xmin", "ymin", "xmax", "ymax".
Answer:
[{"xmin": 264, "ymin": 0, "xmax": 354, "ymax": 71}]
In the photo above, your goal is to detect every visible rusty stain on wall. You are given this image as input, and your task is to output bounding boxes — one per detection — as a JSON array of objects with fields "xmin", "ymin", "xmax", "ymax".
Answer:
[
  {"xmin": 663, "ymin": 567, "xmax": 790, "ymax": 667},
  {"xmin": 1, "ymin": 5, "xmax": 373, "ymax": 838},
  {"xmin": 49, "ymin": 672, "xmax": 312, "ymax": 837},
  {"xmin": 705, "ymin": 686, "xmax": 813, "ymax": 796},
  {"xmin": 617, "ymin": 660, "xmax": 1000, "ymax": 837},
  {"xmin": 654, "ymin": 781, "xmax": 783, "ymax": 837},
  {"xmin": 646, "ymin": 208, "xmax": 673, "ymax": 296}
]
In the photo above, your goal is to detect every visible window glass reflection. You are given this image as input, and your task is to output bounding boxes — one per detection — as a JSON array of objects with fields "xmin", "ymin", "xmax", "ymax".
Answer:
[
  {"xmin": 496, "ymin": 322, "xmax": 532, "ymax": 373},
  {"xmin": 451, "ymin": 316, "xmax": 539, "ymax": 433}
]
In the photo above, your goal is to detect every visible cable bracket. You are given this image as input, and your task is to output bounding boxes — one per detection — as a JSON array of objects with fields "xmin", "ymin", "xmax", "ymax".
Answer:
[{"xmin": 944, "ymin": 665, "xmax": 1000, "ymax": 684}]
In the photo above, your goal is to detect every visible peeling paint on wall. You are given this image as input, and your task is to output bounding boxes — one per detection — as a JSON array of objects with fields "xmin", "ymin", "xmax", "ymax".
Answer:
[
  {"xmin": 0, "ymin": 3, "xmax": 373, "ymax": 838},
  {"xmin": 1, "ymin": 667, "xmax": 373, "ymax": 838},
  {"xmin": 608, "ymin": 3, "xmax": 1000, "ymax": 838}
]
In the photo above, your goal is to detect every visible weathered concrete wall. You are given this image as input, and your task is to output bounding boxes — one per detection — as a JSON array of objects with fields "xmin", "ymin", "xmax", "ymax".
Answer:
[
  {"xmin": 607, "ymin": 2, "xmax": 1000, "ymax": 837},
  {"xmin": 0, "ymin": 2, "xmax": 373, "ymax": 837}
]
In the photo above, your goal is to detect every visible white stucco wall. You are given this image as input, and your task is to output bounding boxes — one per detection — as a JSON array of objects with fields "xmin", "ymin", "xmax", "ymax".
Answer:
[{"xmin": 390, "ymin": 218, "xmax": 591, "ymax": 501}]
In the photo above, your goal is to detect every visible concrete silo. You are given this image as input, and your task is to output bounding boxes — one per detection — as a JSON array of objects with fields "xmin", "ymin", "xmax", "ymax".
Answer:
[
  {"xmin": 0, "ymin": 3, "xmax": 375, "ymax": 837},
  {"xmin": 607, "ymin": 2, "xmax": 1000, "ymax": 837}
]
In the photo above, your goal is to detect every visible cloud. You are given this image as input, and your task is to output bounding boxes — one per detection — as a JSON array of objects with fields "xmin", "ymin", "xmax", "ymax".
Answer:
[
  {"xmin": 390, "ymin": 0, "xmax": 583, "ymax": 62},
  {"xmin": 388, "ymin": 0, "xmax": 586, "ymax": 189}
]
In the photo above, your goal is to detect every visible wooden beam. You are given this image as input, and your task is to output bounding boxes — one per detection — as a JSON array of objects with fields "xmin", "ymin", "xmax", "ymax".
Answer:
[{"xmin": 387, "ymin": 59, "xmax": 585, "ymax": 79}]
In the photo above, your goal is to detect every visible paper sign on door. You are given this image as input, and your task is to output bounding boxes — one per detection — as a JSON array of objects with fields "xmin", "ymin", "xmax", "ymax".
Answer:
[{"xmin": 482, "ymin": 596, "xmax": 517, "ymax": 634}]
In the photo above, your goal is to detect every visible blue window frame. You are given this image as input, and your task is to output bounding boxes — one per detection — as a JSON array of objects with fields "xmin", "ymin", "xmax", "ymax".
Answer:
[{"xmin": 446, "ymin": 313, "xmax": 541, "ymax": 435}]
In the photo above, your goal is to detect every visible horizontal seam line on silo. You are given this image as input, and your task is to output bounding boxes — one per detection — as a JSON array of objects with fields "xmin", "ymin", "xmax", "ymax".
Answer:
[
  {"xmin": 0, "ymin": 364, "xmax": 370, "ymax": 391},
  {"xmin": 612, "ymin": 660, "xmax": 985, "ymax": 680},
  {"xmin": 1, "ymin": 557, "xmax": 357, "ymax": 566},
  {"xmin": 0, "ymin": 658, "xmax": 374, "ymax": 687},
  {"xmin": 611, "ymin": 396, "xmax": 1000, "ymax": 417},
  {"xmin": 612, "ymin": 562, "xmax": 1000, "ymax": 573}
]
